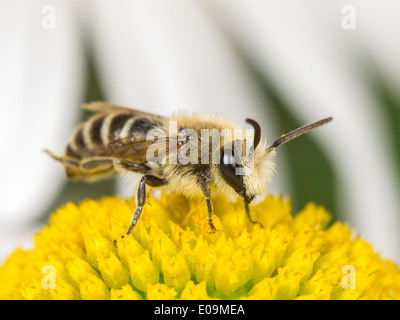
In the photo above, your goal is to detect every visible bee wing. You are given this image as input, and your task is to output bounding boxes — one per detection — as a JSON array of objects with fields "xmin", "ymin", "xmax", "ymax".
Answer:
[
  {"xmin": 106, "ymin": 135, "xmax": 195, "ymax": 165},
  {"xmin": 106, "ymin": 136, "xmax": 155, "ymax": 163},
  {"xmin": 82, "ymin": 101, "xmax": 166, "ymax": 119}
]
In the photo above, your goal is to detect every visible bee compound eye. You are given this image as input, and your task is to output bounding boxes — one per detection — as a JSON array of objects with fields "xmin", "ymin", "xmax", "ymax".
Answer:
[{"xmin": 219, "ymin": 147, "xmax": 243, "ymax": 190}]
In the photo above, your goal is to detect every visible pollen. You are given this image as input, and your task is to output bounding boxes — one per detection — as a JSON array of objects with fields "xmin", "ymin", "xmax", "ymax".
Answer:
[{"xmin": 0, "ymin": 194, "xmax": 399, "ymax": 300}]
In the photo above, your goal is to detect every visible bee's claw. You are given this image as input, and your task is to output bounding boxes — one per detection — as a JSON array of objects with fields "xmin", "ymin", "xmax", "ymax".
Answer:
[
  {"xmin": 43, "ymin": 149, "xmax": 62, "ymax": 161},
  {"xmin": 258, "ymin": 221, "xmax": 264, "ymax": 228},
  {"xmin": 209, "ymin": 222, "xmax": 217, "ymax": 233}
]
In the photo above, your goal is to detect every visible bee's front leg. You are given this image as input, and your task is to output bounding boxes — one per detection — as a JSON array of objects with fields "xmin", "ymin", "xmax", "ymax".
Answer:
[
  {"xmin": 198, "ymin": 173, "xmax": 217, "ymax": 233},
  {"xmin": 244, "ymin": 202, "xmax": 263, "ymax": 228},
  {"xmin": 126, "ymin": 175, "xmax": 167, "ymax": 235}
]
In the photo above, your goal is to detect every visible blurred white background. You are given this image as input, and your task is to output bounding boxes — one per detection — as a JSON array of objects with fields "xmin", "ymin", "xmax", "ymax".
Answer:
[{"xmin": 1, "ymin": 0, "xmax": 400, "ymax": 264}]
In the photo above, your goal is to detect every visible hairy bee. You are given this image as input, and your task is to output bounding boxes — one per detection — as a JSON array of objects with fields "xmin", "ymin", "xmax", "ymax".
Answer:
[{"xmin": 45, "ymin": 102, "xmax": 332, "ymax": 234}]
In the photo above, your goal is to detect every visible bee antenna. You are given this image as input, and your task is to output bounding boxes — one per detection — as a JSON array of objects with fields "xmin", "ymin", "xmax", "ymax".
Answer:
[
  {"xmin": 245, "ymin": 118, "xmax": 261, "ymax": 149},
  {"xmin": 265, "ymin": 117, "xmax": 333, "ymax": 155}
]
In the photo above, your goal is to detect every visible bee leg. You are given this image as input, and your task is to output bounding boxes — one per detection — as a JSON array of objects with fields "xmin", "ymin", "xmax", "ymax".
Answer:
[
  {"xmin": 80, "ymin": 157, "xmax": 149, "ymax": 173},
  {"xmin": 245, "ymin": 202, "xmax": 263, "ymax": 228},
  {"xmin": 198, "ymin": 173, "xmax": 217, "ymax": 233},
  {"xmin": 126, "ymin": 175, "xmax": 167, "ymax": 235},
  {"xmin": 43, "ymin": 149, "xmax": 81, "ymax": 167}
]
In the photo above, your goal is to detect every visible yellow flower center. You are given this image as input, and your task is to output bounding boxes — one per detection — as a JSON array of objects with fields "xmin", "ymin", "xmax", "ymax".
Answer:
[{"xmin": 0, "ymin": 194, "xmax": 399, "ymax": 300}]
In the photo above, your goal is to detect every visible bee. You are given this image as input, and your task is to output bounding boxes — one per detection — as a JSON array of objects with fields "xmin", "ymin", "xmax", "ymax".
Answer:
[{"xmin": 45, "ymin": 102, "xmax": 332, "ymax": 235}]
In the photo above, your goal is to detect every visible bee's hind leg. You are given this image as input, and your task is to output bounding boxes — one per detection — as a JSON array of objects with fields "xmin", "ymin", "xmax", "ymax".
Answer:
[
  {"xmin": 43, "ymin": 149, "xmax": 81, "ymax": 167},
  {"xmin": 126, "ymin": 175, "xmax": 167, "ymax": 235}
]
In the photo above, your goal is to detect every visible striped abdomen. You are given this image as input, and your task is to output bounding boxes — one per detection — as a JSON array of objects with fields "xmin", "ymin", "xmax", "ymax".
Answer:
[{"xmin": 64, "ymin": 111, "xmax": 164, "ymax": 180}]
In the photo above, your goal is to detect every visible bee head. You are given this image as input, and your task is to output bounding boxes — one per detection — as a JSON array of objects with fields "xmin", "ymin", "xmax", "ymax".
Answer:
[
  {"xmin": 217, "ymin": 116, "xmax": 332, "ymax": 203},
  {"xmin": 219, "ymin": 119, "xmax": 270, "ymax": 204},
  {"xmin": 219, "ymin": 144, "xmax": 254, "ymax": 203}
]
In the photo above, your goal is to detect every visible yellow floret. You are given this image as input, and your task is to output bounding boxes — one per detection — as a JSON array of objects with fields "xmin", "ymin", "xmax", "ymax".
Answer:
[{"xmin": 0, "ymin": 193, "xmax": 399, "ymax": 300}]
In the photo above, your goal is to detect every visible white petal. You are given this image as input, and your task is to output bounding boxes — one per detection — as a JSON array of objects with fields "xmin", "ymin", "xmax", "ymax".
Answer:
[{"xmin": 0, "ymin": 1, "xmax": 84, "ymax": 261}]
